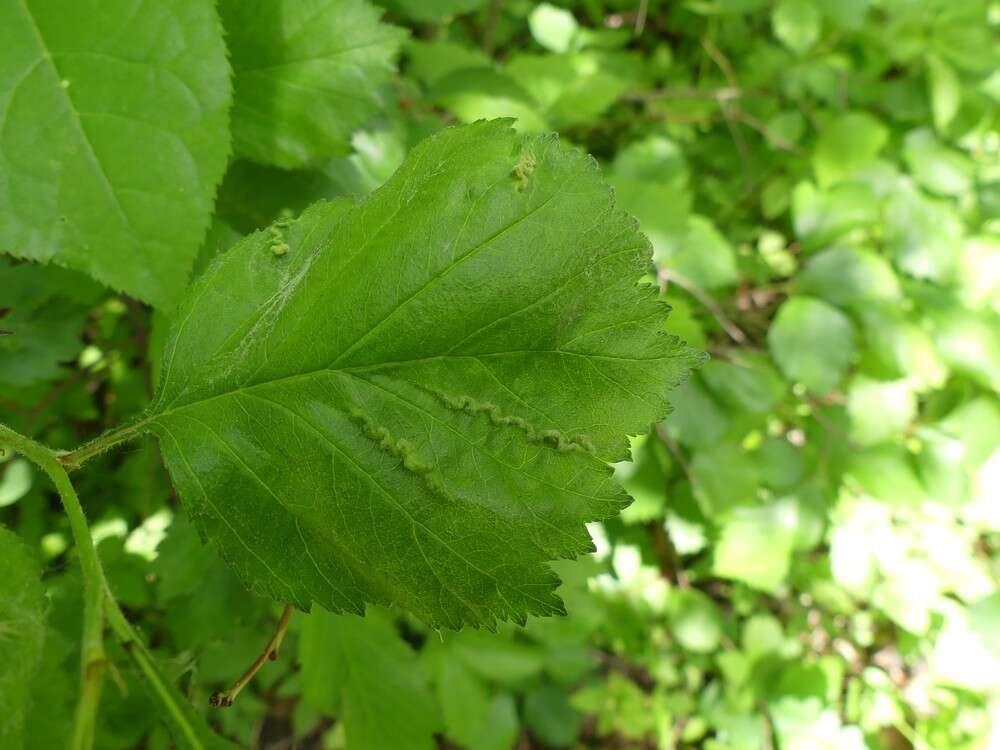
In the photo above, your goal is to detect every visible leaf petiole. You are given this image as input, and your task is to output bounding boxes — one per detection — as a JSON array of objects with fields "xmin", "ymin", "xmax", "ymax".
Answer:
[
  {"xmin": 210, "ymin": 605, "xmax": 295, "ymax": 708},
  {"xmin": 58, "ymin": 418, "xmax": 150, "ymax": 472}
]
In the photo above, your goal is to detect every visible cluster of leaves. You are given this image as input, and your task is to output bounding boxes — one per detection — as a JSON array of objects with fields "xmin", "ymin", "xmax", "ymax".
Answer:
[{"xmin": 2, "ymin": 0, "xmax": 1000, "ymax": 749}]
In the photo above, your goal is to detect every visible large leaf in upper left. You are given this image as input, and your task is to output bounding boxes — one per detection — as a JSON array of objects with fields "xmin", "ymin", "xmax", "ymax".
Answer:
[{"xmin": 0, "ymin": 0, "xmax": 232, "ymax": 308}]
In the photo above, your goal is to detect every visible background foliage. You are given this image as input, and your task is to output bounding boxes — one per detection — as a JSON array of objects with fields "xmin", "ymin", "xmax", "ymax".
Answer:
[{"xmin": 2, "ymin": 0, "xmax": 1000, "ymax": 748}]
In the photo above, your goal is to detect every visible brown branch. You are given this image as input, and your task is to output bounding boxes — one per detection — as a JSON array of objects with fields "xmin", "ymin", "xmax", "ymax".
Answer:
[
  {"xmin": 658, "ymin": 267, "xmax": 748, "ymax": 345},
  {"xmin": 645, "ymin": 520, "xmax": 690, "ymax": 588},
  {"xmin": 634, "ymin": 0, "xmax": 648, "ymax": 36},
  {"xmin": 621, "ymin": 86, "xmax": 742, "ymax": 102},
  {"xmin": 482, "ymin": 0, "xmax": 504, "ymax": 56},
  {"xmin": 210, "ymin": 605, "xmax": 294, "ymax": 708}
]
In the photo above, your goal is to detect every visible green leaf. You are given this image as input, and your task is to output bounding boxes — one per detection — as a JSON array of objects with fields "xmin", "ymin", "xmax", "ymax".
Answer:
[
  {"xmin": 714, "ymin": 499, "xmax": 798, "ymax": 591},
  {"xmin": 615, "ymin": 436, "xmax": 670, "ymax": 524},
  {"xmin": 300, "ymin": 608, "xmax": 439, "ymax": 750},
  {"xmin": 0, "ymin": 260, "xmax": 102, "ymax": 387},
  {"xmin": 701, "ymin": 354, "xmax": 786, "ymax": 414},
  {"xmin": 797, "ymin": 246, "xmax": 901, "ymax": 310},
  {"xmin": 959, "ymin": 235, "xmax": 1000, "ymax": 311},
  {"xmin": 901, "ymin": 128, "xmax": 973, "ymax": 197},
  {"xmin": 507, "ymin": 52, "xmax": 638, "ymax": 128},
  {"xmin": 658, "ymin": 216, "xmax": 739, "ymax": 290},
  {"xmin": 0, "ymin": 526, "xmax": 46, "ymax": 749},
  {"xmin": 769, "ymin": 296, "xmax": 855, "ymax": 394},
  {"xmin": 926, "ymin": 53, "xmax": 961, "ymax": 132},
  {"xmin": 885, "ymin": 181, "xmax": 963, "ymax": 281},
  {"xmin": 145, "ymin": 120, "xmax": 699, "ymax": 628},
  {"xmin": 665, "ymin": 377, "xmax": 730, "ymax": 448},
  {"xmin": 816, "ymin": 0, "xmax": 869, "ymax": 30},
  {"xmin": 669, "ymin": 589, "xmax": 724, "ymax": 653},
  {"xmin": 812, "ymin": 112, "xmax": 888, "ymax": 187},
  {"xmin": 610, "ymin": 178, "xmax": 690, "ymax": 266},
  {"xmin": 772, "ymin": 0, "xmax": 821, "ymax": 55},
  {"xmin": 524, "ymin": 684, "xmax": 582, "ymax": 747},
  {"xmin": 0, "ymin": 0, "xmax": 231, "ymax": 308},
  {"xmin": 792, "ymin": 181, "xmax": 879, "ymax": 250},
  {"xmin": 450, "ymin": 629, "xmax": 545, "ymax": 685},
  {"xmin": 930, "ymin": 309, "xmax": 1000, "ymax": 393},
  {"xmin": 219, "ymin": 0, "xmax": 405, "ymax": 168},
  {"xmin": 858, "ymin": 306, "xmax": 947, "ymax": 391},
  {"xmin": 846, "ymin": 446, "xmax": 926, "ymax": 506},
  {"xmin": 613, "ymin": 136, "xmax": 689, "ymax": 188},
  {"xmin": 435, "ymin": 649, "xmax": 490, "ymax": 747},
  {"xmin": 430, "ymin": 68, "xmax": 550, "ymax": 132},
  {"xmin": 692, "ymin": 444, "xmax": 759, "ymax": 515},
  {"xmin": 756, "ymin": 438, "xmax": 806, "ymax": 492},
  {"xmin": 846, "ymin": 376, "xmax": 917, "ymax": 446},
  {"xmin": 406, "ymin": 40, "xmax": 492, "ymax": 88},
  {"xmin": 529, "ymin": 3, "xmax": 581, "ymax": 53}
]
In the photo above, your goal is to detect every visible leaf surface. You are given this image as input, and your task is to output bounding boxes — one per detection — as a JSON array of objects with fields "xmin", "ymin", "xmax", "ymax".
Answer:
[
  {"xmin": 768, "ymin": 296, "xmax": 854, "ymax": 394},
  {"xmin": 300, "ymin": 608, "xmax": 439, "ymax": 750},
  {"xmin": 0, "ymin": 526, "xmax": 46, "ymax": 748},
  {"xmin": 146, "ymin": 120, "xmax": 697, "ymax": 627},
  {"xmin": 0, "ymin": 259, "xmax": 103, "ymax": 387},
  {"xmin": 0, "ymin": 0, "xmax": 231, "ymax": 307},
  {"xmin": 219, "ymin": 0, "xmax": 405, "ymax": 168}
]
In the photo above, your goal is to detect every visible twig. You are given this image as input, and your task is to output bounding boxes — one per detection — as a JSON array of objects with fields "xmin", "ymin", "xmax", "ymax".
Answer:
[
  {"xmin": 482, "ymin": 0, "xmax": 504, "ymax": 56},
  {"xmin": 621, "ymin": 86, "xmax": 742, "ymax": 102},
  {"xmin": 655, "ymin": 424, "xmax": 695, "ymax": 487},
  {"xmin": 210, "ymin": 605, "xmax": 295, "ymax": 708},
  {"xmin": 634, "ymin": 0, "xmax": 648, "ymax": 35},
  {"xmin": 730, "ymin": 109, "xmax": 806, "ymax": 155},
  {"xmin": 657, "ymin": 267, "xmax": 748, "ymax": 345},
  {"xmin": 701, "ymin": 37, "xmax": 739, "ymax": 87},
  {"xmin": 645, "ymin": 519, "xmax": 690, "ymax": 588},
  {"xmin": 701, "ymin": 37, "xmax": 752, "ymax": 183}
]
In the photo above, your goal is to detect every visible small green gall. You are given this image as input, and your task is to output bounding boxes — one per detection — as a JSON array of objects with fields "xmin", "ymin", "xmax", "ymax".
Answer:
[{"xmin": 512, "ymin": 153, "xmax": 536, "ymax": 190}]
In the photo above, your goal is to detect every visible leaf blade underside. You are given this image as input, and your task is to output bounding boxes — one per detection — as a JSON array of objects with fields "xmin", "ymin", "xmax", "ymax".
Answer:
[{"xmin": 149, "ymin": 120, "xmax": 699, "ymax": 628}]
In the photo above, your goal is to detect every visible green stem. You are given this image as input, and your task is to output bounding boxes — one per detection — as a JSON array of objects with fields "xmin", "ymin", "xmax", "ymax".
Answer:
[
  {"xmin": 58, "ymin": 418, "xmax": 149, "ymax": 472},
  {"xmin": 102, "ymin": 588, "xmax": 204, "ymax": 748},
  {"xmin": 0, "ymin": 423, "xmax": 107, "ymax": 750}
]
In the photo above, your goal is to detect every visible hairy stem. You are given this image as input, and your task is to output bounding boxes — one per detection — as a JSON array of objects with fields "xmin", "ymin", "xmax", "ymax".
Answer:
[
  {"xmin": 210, "ymin": 605, "xmax": 295, "ymax": 708},
  {"xmin": 58, "ymin": 418, "xmax": 149, "ymax": 472},
  {"xmin": 0, "ymin": 423, "xmax": 107, "ymax": 750}
]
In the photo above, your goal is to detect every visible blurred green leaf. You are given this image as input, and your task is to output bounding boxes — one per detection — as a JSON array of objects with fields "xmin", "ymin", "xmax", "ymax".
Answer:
[
  {"xmin": 300, "ymin": 608, "xmax": 440, "ymax": 749},
  {"xmin": 885, "ymin": 182, "xmax": 963, "ymax": 281},
  {"xmin": 813, "ymin": 112, "xmax": 888, "ymax": 187},
  {"xmin": 798, "ymin": 246, "xmax": 901, "ymax": 310},
  {"xmin": 902, "ymin": 128, "xmax": 973, "ymax": 197},
  {"xmin": 714, "ymin": 499, "xmax": 798, "ymax": 591},
  {"xmin": 529, "ymin": 3, "xmax": 580, "ymax": 53},
  {"xmin": 772, "ymin": 0, "xmax": 821, "ymax": 55},
  {"xmin": 792, "ymin": 181, "xmax": 879, "ymax": 249},
  {"xmin": 670, "ymin": 589, "xmax": 724, "ymax": 654},
  {"xmin": 925, "ymin": 54, "xmax": 962, "ymax": 132},
  {"xmin": 769, "ymin": 296, "xmax": 855, "ymax": 394},
  {"xmin": 847, "ymin": 376, "xmax": 917, "ymax": 446}
]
